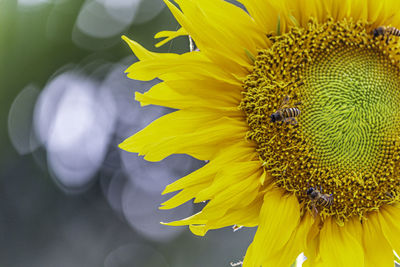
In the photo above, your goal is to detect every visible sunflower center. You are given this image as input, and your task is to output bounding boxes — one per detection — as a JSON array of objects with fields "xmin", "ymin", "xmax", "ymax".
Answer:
[
  {"xmin": 240, "ymin": 18, "xmax": 400, "ymax": 222},
  {"xmin": 302, "ymin": 46, "xmax": 400, "ymax": 175}
]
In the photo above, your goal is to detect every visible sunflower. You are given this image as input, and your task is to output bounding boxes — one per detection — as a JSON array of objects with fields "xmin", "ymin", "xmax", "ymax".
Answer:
[{"xmin": 120, "ymin": 0, "xmax": 400, "ymax": 266}]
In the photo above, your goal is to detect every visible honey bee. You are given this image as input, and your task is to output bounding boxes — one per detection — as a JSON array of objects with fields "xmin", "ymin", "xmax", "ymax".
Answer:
[
  {"xmin": 372, "ymin": 26, "xmax": 400, "ymax": 44},
  {"xmin": 306, "ymin": 186, "xmax": 333, "ymax": 217},
  {"xmin": 270, "ymin": 96, "xmax": 301, "ymax": 125}
]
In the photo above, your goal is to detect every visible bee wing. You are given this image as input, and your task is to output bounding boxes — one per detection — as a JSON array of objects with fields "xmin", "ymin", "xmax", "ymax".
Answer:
[
  {"xmin": 284, "ymin": 117, "xmax": 298, "ymax": 125},
  {"xmin": 279, "ymin": 96, "xmax": 290, "ymax": 109},
  {"xmin": 312, "ymin": 203, "xmax": 318, "ymax": 218}
]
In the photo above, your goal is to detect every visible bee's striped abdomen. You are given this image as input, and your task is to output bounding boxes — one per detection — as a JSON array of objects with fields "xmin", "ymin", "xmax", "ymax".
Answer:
[
  {"xmin": 388, "ymin": 27, "xmax": 400, "ymax": 37},
  {"xmin": 282, "ymin": 107, "xmax": 301, "ymax": 118},
  {"xmin": 373, "ymin": 26, "xmax": 400, "ymax": 40},
  {"xmin": 318, "ymin": 194, "xmax": 333, "ymax": 208}
]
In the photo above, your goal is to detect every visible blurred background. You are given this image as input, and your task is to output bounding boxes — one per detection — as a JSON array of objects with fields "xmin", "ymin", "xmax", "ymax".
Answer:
[{"xmin": 0, "ymin": 0, "xmax": 256, "ymax": 266}]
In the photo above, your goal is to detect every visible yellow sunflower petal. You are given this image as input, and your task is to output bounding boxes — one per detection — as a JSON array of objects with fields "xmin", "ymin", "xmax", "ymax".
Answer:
[
  {"xmin": 188, "ymin": 194, "xmax": 264, "ymax": 236},
  {"xmin": 303, "ymin": 258, "xmax": 325, "ymax": 267},
  {"xmin": 162, "ymin": 141, "xmax": 257, "ymax": 195},
  {"xmin": 184, "ymin": 0, "xmax": 267, "ymax": 49},
  {"xmin": 285, "ymin": 0, "xmax": 325, "ymax": 27},
  {"xmin": 119, "ymin": 109, "xmax": 247, "ymax": 161},
  {"xmin": 166, "ymin": 194, "xmax": 261, "ymax": 232},
  {"xmin": 362, "ymin": 211, "xmax": 393, "ymax": 267},
  {"xmin": 199, "ymin": 195, "xmax": 263, "ymax": 230},
  {"xmin": 242, "ymin": 188, "xmax": 300, "ymax": 267},
  {"xmin": 379, "ymin": 204, "xmax": 400, "ymax": 256},
  {"xmin": 123, "ymin": 35, "xmax": 240, "ymax": 83},
  {"xmin": 263, "ymin": 213, "xmax": 314, "ymax": 266},
  {"xmin": 160, "ymin": 183, "xmax": 211, "ymax": 210},
  {"xmin": 161, "ymin": 158, "xmax": 261, "ymax": 210},
  {"xmin": 194, "ymin": 166, "xmax": 261, "ymax": 215},
  {"xmin": 135, "ymin": 78, "xmax": 242, "ymax": 109},
  {"xmin": 348, "ymin": 0, "xmax": 368, "ymax": 21},
  {"xmin": 164, "ymin": 187, "xmax": 265, "ymax": 236},
  {"xmin": 125, "ymin": 52, "xmax": 238, "ymax": 83},
  {"xmin": 326, "ymin": 0, "xmax": 352, "ymax": 21},
  {"xmin": 238, "ymin": 0, "xmax": 288, "ymax": 34},
  {"xmin": 195, "ymin": 161, "xmax": 261, "ymax": 202},
  {"xmin": 154, "ymin": 27, "xmax": 188, "ymax": 48},
  {"xmin": 389, "ymin": 2, "xmax": 400, "ymax": 27},
  {"xmin": 161, "ymin": 211, "xmax": 207, "ymax": 226},
  {"xmin": 187, "ymin": 195, "xmax": 262, "ymax": 237},
  {"xmin": 189, "ymin": 224, "xmax": 209, "ymax": 236},
  {"xmin": 121, "ymin": 35, "xmax": 160, "ymax": 60},
  {"xmin": 164, "ymin": 0, "xmax": 267, "ymax": 76},
  {"xmin": 367, "ymin": 0, "xmax": 400, "ymax": 27},
  {"xmin": 383, "ymin": 1, "xmax": 400, "ymax": 26},
  {"xmin": 303, "ymin": 229, "xmax": 322, "ymax": 267},
  {"xmin": 160, "ymin": 142, "xmax": 258, "ymax": 210},
  {"xmin": 367, "ymin": 0, "xmax": 385, "ymax": 25},
  {"xmin": 319, "ymin": 218, "xmax": 364, "ymax": 267},
  {"xmin": 166, "ymin": 164, "xmax": 263, "ymax": 229}
]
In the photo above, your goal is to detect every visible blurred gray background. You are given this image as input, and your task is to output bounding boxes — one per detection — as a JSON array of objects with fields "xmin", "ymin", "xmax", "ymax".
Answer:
[{"xmin": 0, "ymin": 0, "xmax": 255, "ymax": 266}]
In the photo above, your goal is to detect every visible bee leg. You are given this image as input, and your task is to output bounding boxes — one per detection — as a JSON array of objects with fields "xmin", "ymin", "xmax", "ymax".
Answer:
[
  {"xmin": 285, "ymin": 119, "xmax": 291, "ymax": 125},
  {"xmin": 287, "ymin": 118, "xmax": 297, "ymax": 125},
  {"xmin": 386, "ymin": 36, "xmax": 390, "ymax": 45},
  {"xmin": 283, "ymin": 118, "xmax": 290, "ymax": 124},
  {"xmin": 312, "ymin": 205, "xmax": 318, "ymax": 219}
]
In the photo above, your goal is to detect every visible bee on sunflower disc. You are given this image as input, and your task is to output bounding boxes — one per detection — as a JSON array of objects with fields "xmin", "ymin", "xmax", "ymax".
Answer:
[
  {"xmin": 372, "ymin": 26, "xmax": 400, "ymax": 44},
  {"xmin": 270, "ymin": 96, "xmax": 301, "ymax": 125},
  {"xmin": 306, "ymin": 186, "xmax": 334, "ymax": 217}
]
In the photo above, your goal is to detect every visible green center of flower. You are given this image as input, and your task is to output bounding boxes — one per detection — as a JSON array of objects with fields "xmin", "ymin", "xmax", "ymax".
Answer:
[
  {"xmin": 301, "ymin": 46, "xmax": 400, "ymax": 176},
  {"xmin": 240, "ymin": 18, "xmax": 400, "ymax": 222}
]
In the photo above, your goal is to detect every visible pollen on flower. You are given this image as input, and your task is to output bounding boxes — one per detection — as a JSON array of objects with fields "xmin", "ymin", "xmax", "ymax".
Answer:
[{"xmin": 240, "ymin": 18, "xmax": 400, "ymax": 223}]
